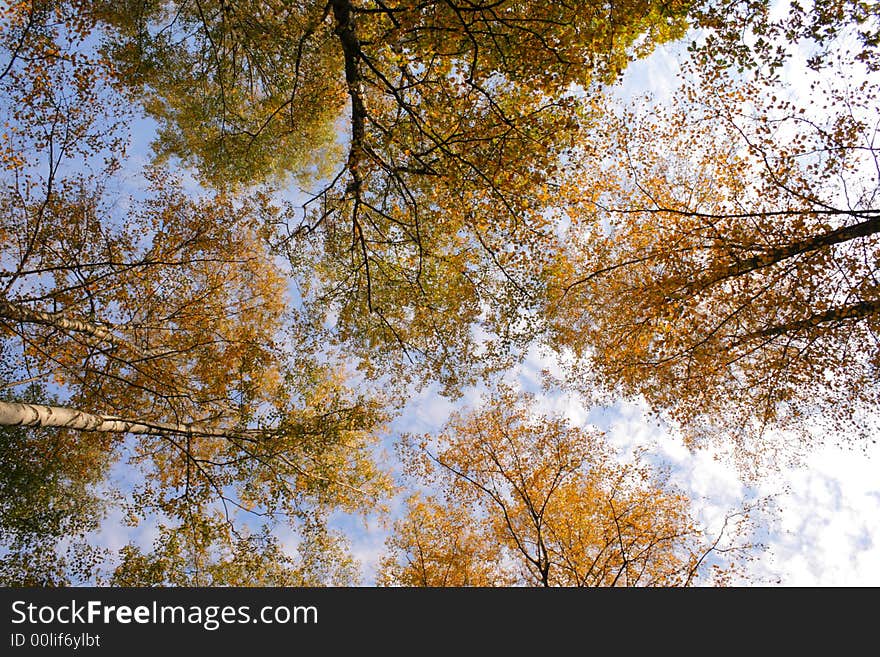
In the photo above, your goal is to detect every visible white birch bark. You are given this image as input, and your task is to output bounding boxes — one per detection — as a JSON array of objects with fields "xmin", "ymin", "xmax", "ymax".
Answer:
[
  {"xmin": 0, "ymin": 300, "xmax": 165, "ymax": 360},
  {"xmin": 0, "ymin": 400, "xmax": 248, "ymax": 439}
]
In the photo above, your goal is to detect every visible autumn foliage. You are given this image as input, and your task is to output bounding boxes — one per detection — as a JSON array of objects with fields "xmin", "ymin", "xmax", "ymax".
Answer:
[
  {"xmin": 0, "ymin": 0, "xmax": 876, "ymax": 585},
  {"xmin": 380, "ymin": 389, "xmax": 750, "ymax": 586}
]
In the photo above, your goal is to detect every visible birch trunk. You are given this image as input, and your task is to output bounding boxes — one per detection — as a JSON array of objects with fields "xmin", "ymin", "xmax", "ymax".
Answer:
[
  {"xmin": 0, "ymin": 400, "xmax": 250, "ymax": 439},
  {"xmin": 0, "ymin": 300, "xmax": 164, "ymax": 360},
  {"xmin": 750, "ymin": 297, "xmax": 880, "ymax": 339},
  {"xmin": 683, "ymin": 214, "xmax": 880, "ymax": 296}
]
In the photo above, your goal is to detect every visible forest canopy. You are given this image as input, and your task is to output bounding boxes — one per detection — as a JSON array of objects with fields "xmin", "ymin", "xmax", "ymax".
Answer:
[{"xmin": 0, "ymin": 0, "xmax": 876, "ymax": 585}]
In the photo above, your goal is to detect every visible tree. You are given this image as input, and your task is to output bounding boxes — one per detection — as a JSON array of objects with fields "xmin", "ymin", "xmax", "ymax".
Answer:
[
  {"xmin": 0, "ymin": 165, "xmax": 391, "ymax": 532},
  {"xmin": 379, "ymin": 388, "xmax": 752, "ymax": 586},
  {"xmin": 0, "ymin": 1, "xmax": 392, "ymax": 583},
  {"xmin": 548, "ymin": 5, "xmax": 880, "ymax": 466},
  {"xmin": 91, "ymin": 0, "xmax": 692, "ymax": 388}
]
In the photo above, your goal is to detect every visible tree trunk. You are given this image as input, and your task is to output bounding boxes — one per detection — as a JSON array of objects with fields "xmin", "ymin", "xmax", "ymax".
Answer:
[
  {"xmin": 0, "ymin": 400, "xmax": 249, "ymax": 439},
  {"xmin": 750, "ymin": 297, "xmax": 880, "ymax": 339},
  {"xmin": 0, "ymin": 299, "xmax": 164, "ymax": 360},
  {"xmin": 690, "ymin": 214, "xmax": 880, "ymax": 294}
]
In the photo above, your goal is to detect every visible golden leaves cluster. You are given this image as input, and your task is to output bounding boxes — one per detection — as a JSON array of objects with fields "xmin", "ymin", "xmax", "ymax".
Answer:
[
  {"xmin": 547, "ymin": 33, "xmax": 880, "ymax": 463},
  {"xmin": 380, "ymin": 388, "xmax": 747, "ymax": 586}
]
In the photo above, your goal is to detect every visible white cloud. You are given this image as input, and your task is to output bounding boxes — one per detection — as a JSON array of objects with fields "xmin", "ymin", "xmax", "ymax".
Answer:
[{"xmin": 752, "ymin": 444, "xmax": 880, "ymax": 585}]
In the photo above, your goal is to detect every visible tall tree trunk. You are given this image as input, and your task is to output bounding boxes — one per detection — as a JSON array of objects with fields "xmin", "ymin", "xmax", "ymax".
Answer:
[
  {"xmin": 0, "ymin": 400, "xmax": 249, "ymax": 439},
  {"xmin": 0, "ymin": 299, "xmax": 164, "ymax": 360},
  {"xmin": 686, "ymin": 214, "xmax": 880, "ymax": 295},
  {"xmin": 749, "ymin": 297, "xmax": 880, "ymax": 339}
]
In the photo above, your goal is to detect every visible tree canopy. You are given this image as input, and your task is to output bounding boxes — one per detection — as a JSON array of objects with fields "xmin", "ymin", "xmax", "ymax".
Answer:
[
  {"xmin": 380, "ymin": 389, "xmax": 753, "ymax": 586},
  {"xmin": 0, "ymin": 0, "xmax": 876, "ymax": 585},
  {"xmin": 90, "ymin": 0, "xmax": 692, "ymax": 388},
  {"xmin": 548, "ymin": 2, "xmax": 880, "ymax": 466},
  {"xmin": 0, "ymin": 0, "xmax": 392, "ymax": 584}
]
